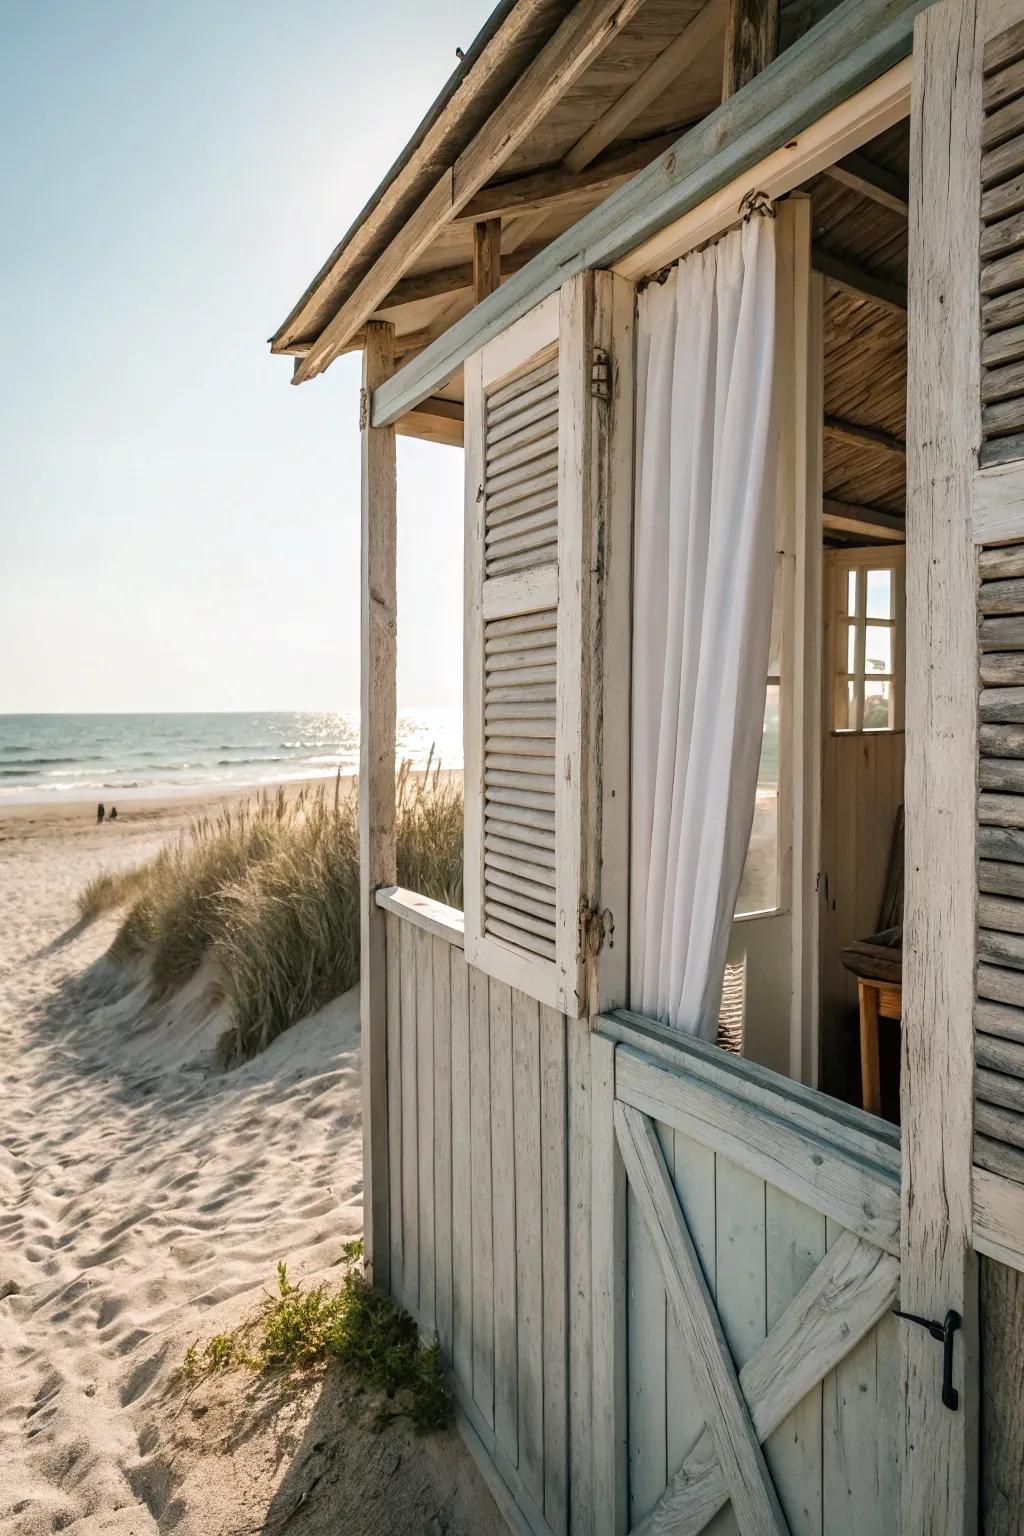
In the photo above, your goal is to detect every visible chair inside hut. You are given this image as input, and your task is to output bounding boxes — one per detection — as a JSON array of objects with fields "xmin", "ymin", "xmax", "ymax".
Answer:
[{"xmin": 718, "ymin": 117, "xmax": 909, "ymax": 1123}]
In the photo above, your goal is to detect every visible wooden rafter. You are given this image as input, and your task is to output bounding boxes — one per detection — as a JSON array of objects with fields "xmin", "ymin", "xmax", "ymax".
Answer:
[
  {"xmin": 822, "ymin": 498, "xmax": 906, "ymax": 540},
  {"xmin": 822, "ymin": 150, "xmax": 909, "ymax": 215},
  {"xmin": 292, "ymin": 0, "xmax": 651, "ymax": 385},
  {"xmin": 562, "ymin": 0, "xmax": 725, "ymax": 174},
  {"xmin": 472, "ymin": 220, "xmax": 502, "ymax": 302},
  {"xmin": 824, "ymin": 413, "xmax": 906, "ymax": 458},
  {"xmin": 454, "ymin": 131, "xmax": 682, "ymax": 224},
  {"xmin": 395, "ymin": 396, "xmax": 464, "ymax": 447},
  {"xmin": 812, "ymin": 246, "xmax": 908, "ymax": 315},
  {"xmin": 378, "ymin": 245, "xmax": 545, "ymax": 311}
]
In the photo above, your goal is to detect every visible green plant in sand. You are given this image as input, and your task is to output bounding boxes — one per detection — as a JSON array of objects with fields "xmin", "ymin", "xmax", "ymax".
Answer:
[
  {"xmin": 179, "ymin": 1253, "xmax": 453, "ymax": 1434},
  {"xmin": 78, "ymin": 759, "xmax": 462, "ymax": 1063}
]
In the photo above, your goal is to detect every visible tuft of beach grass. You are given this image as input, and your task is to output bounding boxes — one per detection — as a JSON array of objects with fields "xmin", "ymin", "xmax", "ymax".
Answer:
[{"xmin": 79, "ymin": 760, "xmax": 462, "ymax": 1063}]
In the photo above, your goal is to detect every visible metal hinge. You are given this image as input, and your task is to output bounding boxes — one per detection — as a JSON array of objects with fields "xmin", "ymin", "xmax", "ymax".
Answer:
[
  {"xmin": 591, "ymin": 347, "xmax": 610, "ymax": 401},
  {"xmin": 893, "ymin": 1308, "xmax": 961, "ymax": 1411},
  {"xmin": 578, "ymin": 901, "xmax": 614, "ymax": 959},
  {"xmin": 358, "ymin": 388, "xmax": 369, "ymax": 430}
]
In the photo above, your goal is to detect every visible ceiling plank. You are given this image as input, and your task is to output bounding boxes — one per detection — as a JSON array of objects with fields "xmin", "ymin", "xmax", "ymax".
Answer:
[
  {"xmin": 562, "ymin": 0, "xmax": 726, "ymax": 174},
  {"xmin": 812, "ymin": 246, "xmax": 908, "ymax": 315},
  {"xmin": 824, "ymin": 414, "xmax": 906, "ymax": 458},
  {"xmin": 822, "ymin": 150, "xmax": 909, "ymax": 215},
  {"xmin": 456, "ymin": 131, "xmax": 682, "ymax": 223},
  {"xmin": 293, "ymin": 0, "xmax": 651, "ymax": 384}
]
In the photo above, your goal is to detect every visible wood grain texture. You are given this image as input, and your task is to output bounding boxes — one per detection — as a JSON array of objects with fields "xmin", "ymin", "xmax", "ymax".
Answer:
[
  {"xmin": 451, "ymin": 946, "xmax": 473, "ymax": 1391},
  {"xmin": 567, "ymin": 1014, "xmax": 593, "ymax": 1536},
  {"xmin": 386, "ymin": 913, "xmax": 404, "ymax": 1299},
  {"xmin": 590, "ymin": 1031, "xmax": 627, "ymax": 1536},
  {"xmin": 371, "ymin": 2, "xmax": 921, "ymax": 426},
  {"xmin": 903, "ymin": 0, "xmax": 982, "ymax": 1525},
  {"xmin": 540, "ymin": 1007, "xmax": 568, "ymax": 1532},
  {"xmin": 723, "ymin": 0, "xmax": 780, "ymax": 97},
  {"xmin": 490, "ymin": 978, "xmax": 518, "ymax": 1462},
  {"xmin": 614, "ymin": 1103, "xmax": 789, "ymax": 1536},
  {"xmin": 980, "ymin": 1255, "xmax": 1024, "ymax": 1531},
  {"xmin": 512, "ymin": 990, "xmax": 544, "ymax": 1503},
  {"xmin": 359, "ymin": 323, "xmax": 397, "ymax": 1291},
  {"xmin": 634, "ymin": 1229, "xmax": 899, "ymax": 1536}
]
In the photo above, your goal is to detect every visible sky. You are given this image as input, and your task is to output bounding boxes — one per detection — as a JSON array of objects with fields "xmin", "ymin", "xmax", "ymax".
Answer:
[{"xmin": 0, "ymin": 0, "xmax": 493, "ymax": 714}]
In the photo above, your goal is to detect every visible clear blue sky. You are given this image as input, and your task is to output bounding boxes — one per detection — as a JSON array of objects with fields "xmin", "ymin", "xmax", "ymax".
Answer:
[{"xmin": 0, "ymin": 0, "xmax": 491, "ymax": 713}]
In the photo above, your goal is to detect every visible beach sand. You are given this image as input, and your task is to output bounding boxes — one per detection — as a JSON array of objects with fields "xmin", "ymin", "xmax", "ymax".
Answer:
[{"xmin": 0, "ymin": 789, "xmax": 503, "ymax": 1535}]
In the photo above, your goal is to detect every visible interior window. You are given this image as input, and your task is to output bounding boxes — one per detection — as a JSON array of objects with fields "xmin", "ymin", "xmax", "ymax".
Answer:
[{"xmin": 834, "ymin": 556, "xmax": 903, "ymax": 733}]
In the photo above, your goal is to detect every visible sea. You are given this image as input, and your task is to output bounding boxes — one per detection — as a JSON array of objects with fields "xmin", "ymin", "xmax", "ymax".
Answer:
[{"xmin": 0, "ymin": 711, "xmax": 463, "ymax": 804}]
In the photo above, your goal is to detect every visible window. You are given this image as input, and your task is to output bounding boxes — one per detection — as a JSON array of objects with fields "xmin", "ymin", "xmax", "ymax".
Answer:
[
  {"xmin": 736, "ymin": 558, "xmax": 784, "ymax": 919},
  {"xmin": 830, "ymin": 550, "xmax": 905, "ymax": 734}
]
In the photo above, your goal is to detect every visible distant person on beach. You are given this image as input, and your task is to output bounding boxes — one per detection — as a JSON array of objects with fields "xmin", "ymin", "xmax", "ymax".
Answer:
[
  {"xmin": 97, "ymin": 803, "xmax": 105, "ymax": 823},
  {"xmin": 109, "ymin": 807, "xmax": 118, "ymax": 822}
]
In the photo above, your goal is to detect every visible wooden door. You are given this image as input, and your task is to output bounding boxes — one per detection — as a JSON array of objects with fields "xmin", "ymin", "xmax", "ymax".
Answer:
[{"xmin": 592, "ymin": 1020, "xmax": 902, "ymax": 1536}]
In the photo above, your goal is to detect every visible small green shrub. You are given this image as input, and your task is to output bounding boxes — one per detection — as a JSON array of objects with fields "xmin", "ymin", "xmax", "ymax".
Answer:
[{"xmin": 179, "ymin": 1255, "xmax": 452, "ymax": 1433}]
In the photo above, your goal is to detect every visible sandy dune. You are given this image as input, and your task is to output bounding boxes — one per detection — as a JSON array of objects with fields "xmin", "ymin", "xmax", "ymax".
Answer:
[{"xmin": 0, "ymin": 800, "xmax": 503, "ymax": 1535}]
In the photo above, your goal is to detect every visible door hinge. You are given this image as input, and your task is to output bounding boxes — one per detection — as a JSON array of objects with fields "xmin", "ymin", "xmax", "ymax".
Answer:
[
  {"xmin": 893, "ymin": 1308, "xmax": 961, "ymax": 1411},
  {"xmin": 579, "ymin": 901, "xmax": 614, "ymax": 958},
  {"xmin": 591, "ymin": 347, "xmax": 611, "ymax": 401}
]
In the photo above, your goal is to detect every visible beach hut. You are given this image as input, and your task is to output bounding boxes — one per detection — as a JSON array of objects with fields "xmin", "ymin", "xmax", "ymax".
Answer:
[{"xmin": 272, "ymin": 0, "xmax": 1024, "ymax": 1526}]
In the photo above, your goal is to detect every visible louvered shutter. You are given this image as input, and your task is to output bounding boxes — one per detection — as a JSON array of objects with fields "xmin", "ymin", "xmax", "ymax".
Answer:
[{"xmin": 463, "ymin": 275, "xmax": 633, "ymax": 1015}]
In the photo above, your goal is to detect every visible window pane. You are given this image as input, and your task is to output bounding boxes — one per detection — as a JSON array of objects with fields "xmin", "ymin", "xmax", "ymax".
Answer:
[
  {"xmin": 736, "ymin": 684, "xmax": 780, "ymax": 916},
  {"xmin": 842, "ymin": 680, "xmax": 859, "ymax": 731},
  {"xmin": 865, "ymin": 623, "xmax": 892, "ymax": 675},
  {"xmin": 847, "ymin": 570, "xmax": 859, "ymax": 616},
  {"xmin": 866, "ymin": 568, "xmax": 892, "ymax": 620},
  {"xmin": 846, "ymin": 622, "xmax": 857, "ymax": 674},
  {"xmin": 864, "ymin": 680, "xmax": 892, "ymax": 730}
]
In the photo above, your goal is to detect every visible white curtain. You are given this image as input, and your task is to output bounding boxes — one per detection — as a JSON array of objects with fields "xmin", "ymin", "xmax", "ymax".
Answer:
[{"xmin": 630, "ymin": 214, "xmax": 778, "ymax": 1039}]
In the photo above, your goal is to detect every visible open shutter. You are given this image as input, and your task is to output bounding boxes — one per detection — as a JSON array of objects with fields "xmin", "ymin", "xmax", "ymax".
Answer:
[{"xmin": 463, "ymin": 274, "xmax": 633, "ymax": 1015}]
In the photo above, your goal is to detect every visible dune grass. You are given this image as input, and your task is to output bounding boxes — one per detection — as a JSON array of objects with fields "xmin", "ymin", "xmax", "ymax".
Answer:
[{"xmin": 80, "ymin": 760, "xmax": 462, "ymax": 1063}]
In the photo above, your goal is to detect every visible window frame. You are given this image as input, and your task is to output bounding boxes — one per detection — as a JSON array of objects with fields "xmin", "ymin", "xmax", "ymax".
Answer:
[{"xmin": 827, "ymin": 545, "xmax": 906, "ymax": 737}]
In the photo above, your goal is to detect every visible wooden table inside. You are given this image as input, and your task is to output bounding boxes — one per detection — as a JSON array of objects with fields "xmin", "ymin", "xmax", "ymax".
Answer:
[{"xmin": 857, "ymin": 976, "xmax": 902, "ymax": 1117}]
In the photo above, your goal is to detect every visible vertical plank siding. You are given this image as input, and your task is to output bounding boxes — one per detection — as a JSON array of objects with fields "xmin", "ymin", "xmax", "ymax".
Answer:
[{"xmin": 384, "ymin": 911, "xmax": 579, "ymax": 1535}]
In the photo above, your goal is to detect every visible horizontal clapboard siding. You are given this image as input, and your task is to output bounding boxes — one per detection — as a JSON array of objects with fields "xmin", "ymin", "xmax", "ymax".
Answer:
[
  {"xmin": 976, "ymin": 538, "xmax": 1024, "ymax": 1185},
  {"xmin": 980, "ymin": 21, "xmax": 1024, "ymax": 465}
]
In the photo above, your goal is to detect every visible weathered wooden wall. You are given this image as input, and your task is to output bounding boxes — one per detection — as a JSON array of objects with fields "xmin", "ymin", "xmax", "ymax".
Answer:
[
  {"xmin": 383, "ymin": 903, "xmax": 594, "ymax": 1536},
  {"xmin": 980, "ymin": 1254, "xmax": 1024, "ymax": 1532},
  {"xmin": 819, "ymin": 729, "xmax": 905, "ymax": 1102}
]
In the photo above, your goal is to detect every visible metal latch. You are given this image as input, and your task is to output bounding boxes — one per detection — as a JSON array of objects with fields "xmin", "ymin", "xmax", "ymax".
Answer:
[
  {"xmin": 591, "ymin": 347, "xmax": 610, "ymax": 401},
  {"xmin": 893, "ymin": 1308, "xmax": 961, "ymax": 1411}
]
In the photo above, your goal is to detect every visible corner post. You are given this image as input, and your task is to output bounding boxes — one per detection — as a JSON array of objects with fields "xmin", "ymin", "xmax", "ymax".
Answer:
[
  {"xmin": 360, "ymin": 320, "xmax": 398, "ymax": 1292},
  {"xmin": 722, "ymin": 0, "xmax": 780, "ymax": 98},
  {"xmin": 901, "ymin": 0, "xmax": 981, "ymax": 1526}
]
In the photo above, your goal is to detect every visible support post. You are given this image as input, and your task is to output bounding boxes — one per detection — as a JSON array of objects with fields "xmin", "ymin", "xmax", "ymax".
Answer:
[
  {"xmin": 901, "ymin": 0, "xmax": 980, "ymax": 1526},
  {"xmin": 472, "ymin": 219, "xmax": 502, "ymax": 303},
  {"xmin": 360, "ymin": 320, "xmax": 398, "ymax": 1291},
  {"xmin": 722, "ymin": 0, "xmax": 779, "ymax": 97}
]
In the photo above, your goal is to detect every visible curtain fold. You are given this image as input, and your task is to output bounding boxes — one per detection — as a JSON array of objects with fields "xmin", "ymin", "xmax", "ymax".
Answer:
[{"xmin": 629, "ymin": 215, "xmax": 778, "ymax": 1039}]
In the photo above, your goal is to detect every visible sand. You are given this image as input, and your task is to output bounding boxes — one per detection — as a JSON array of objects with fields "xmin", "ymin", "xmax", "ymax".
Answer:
[{"xmin": 0, "ymin": 792, "xmax": 505, "ymax": 1535}]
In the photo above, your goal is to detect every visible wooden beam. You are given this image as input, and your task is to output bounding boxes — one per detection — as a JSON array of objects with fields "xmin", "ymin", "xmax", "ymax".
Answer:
[
  {"xmin": 902, "ymin": 0, "xmax": 981, "ymax": 1525},
  {"xmin": 824, "ymin": 413, "xmax": 906, "ymax": 458},
  {"xmin": 378, "ymin": 245, "xmax": 544, "ymax": 311},
  {"xmin": 813, "ymin": 245, "xmax": 908, "ymax": 313},
  {"xmin": 822, "ymin": 149, "xmax": 909, "ymax": 214},
  {"xmin": 563, "ymin": 0, "xmax": 726, "ymax": 174},
  {"xmin": 359, "ymin": 321, "xmax": 398, "ymax": 1293},
  {"xmin": 455, "ymin": 132, "xmax": 683, "ymax": 224},
  {"xmin": 293, "ymin": 0, "xmax": 649, "ymax": 384},
  {"xmin": 394, "ymin": 397, "xmax": 464, "ymax": 448},
  {"xmin": 370, "ymin": 0, "xmax": 921, "ymax": 427},
  {"xmin": 723, "ymin": 0, "xmax": 780, "ymax": 97},
  {"xmin": 822, "ymin": 497, "xmax": 906, "ymax": 540},
  {"xmin": 472, "ymin": 219, "xmax": 502, "ymax": 302}
]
